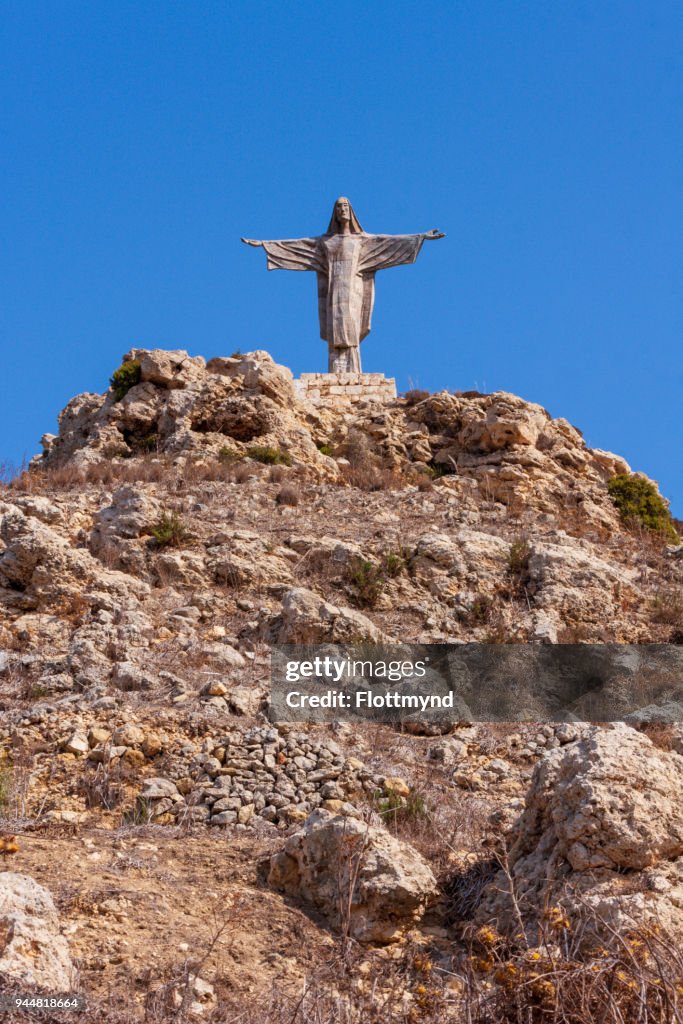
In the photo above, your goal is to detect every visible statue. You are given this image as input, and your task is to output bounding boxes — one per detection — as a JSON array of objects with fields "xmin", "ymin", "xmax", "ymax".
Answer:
[{"xmin": 242, "ymin": 197, "xmax": 444, "ymax": 373}]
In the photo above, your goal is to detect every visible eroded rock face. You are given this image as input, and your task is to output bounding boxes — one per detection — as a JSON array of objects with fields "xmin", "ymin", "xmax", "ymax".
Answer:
[
  {"xmin": 478, "ymin": 726, "xmax": 683, "ymax": 942},
  {"xmin": 0, "ymin": 503, "xmax": 149, "ymax": 608},
  {"xmin": 38, "ymin": 348, "xmax": 327, "ymax": 472},
  {"xmin": 0, "ymin": 873, "xmax": 75, "ymax": 990},
  {"xmin": 268, "ymin": 809, "xmax": 437, "ymax": 942}
]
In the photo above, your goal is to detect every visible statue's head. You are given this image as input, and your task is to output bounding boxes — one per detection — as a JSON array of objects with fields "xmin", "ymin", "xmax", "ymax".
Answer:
[
  {"xmin": 327, "ymin": 196, "xmax": 364, "ymax": 234},
  {"xmin": 335, "ymin": 197, "xmax": 351, "ymax": 224}
]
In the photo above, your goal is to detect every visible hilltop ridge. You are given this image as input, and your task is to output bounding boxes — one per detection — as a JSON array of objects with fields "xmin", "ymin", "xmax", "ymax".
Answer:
[{"xmin": 0, "ymin": 348, "xmax": 681, "ymax": 1019}]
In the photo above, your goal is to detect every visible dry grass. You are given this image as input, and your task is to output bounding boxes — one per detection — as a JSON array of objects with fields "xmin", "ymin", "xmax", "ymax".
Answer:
[
  {"xmin": 650, "ymin": 588, "xmax": 683, "ymax": 626},
  {"xmin": 276, "ymin": 483, "xmax": 299, "ymax": 506}
]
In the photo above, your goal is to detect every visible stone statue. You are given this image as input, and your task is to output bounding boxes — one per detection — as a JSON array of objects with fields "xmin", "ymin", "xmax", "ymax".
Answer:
[{"xmin": 242, "ymin": 197, "xmax": 444, "ymax": 373}]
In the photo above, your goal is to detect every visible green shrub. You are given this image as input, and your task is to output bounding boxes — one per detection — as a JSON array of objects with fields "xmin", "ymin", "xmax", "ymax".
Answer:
[
  {"xmin": 348, "ymin": 558, "xmax": 386, "ymax": 608},
  {"xmin": 151, "ymin": 512, "xmax": 190, "ymax": 548},
  {"xmin": 373, "ymin": 789, "xmax": 432, "ymax": 828},
  {"xmin": 469, "ymin": 595, "xmax": 494, "ymax": 624},
  {"xmin": 607, "ymin": 474, "xmax": 679, "ymax": 541},
  {"xmin": 110, "ymin": 360, "xmax": 142, "ymax": 401},
  {"xmin": 0, "ymin": 766, "xmax": 11, "ymax": 811},
  {"xmin": 317, "ymin": 443, "xmax": 335, "ymax": 457},
  {"xmin": 135, "ymin": 432, "xmax": 158, "ymax": 454},
  {"xmin": 246, "ymin": 446, "xmax": 292, "ymax": 466},
  {"xmin": 507, "ymin": 537, "xmax": 532, "ymax": 596},
  {"xmin": 217, "ymin": 447, "xmax": 244, "ymax": 464},
  {"xmin": 508, "ymin": 538, "xmax": 532, "ymax": 577},
  {"xmin": 383, "ymin": 550, "xmax": 407, "ymax": 578}
]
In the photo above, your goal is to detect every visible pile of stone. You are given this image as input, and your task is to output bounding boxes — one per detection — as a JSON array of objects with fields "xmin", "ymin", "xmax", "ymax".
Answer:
[{"xmin": 140, "ymin": 725, "xmax": 388, "ymax": 828}]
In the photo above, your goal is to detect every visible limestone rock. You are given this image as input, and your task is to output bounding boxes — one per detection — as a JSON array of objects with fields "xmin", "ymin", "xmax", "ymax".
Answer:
[
  {"xmin": 270, "ymin": 587, "xmax": 383, "ymax": 644},
  {"xmin": 136, "ymin": 348, "xmax": 206, "ymax": 389},
  {"xmin": 90, "ymin": 485, "xmax": 162, "ymax": 555},
  {"xmin": 38, "ymin": 348, "xmax": 328, "ymax": 470},
  {"xmin": 0, "ymin": 504, "xmax": 149, "ymax": 609},
  {"xmin": 0, "ymin": 873, "xmax": 75, "ymax": 989},
  {"xmin": 207, "ymin": 531, "xmax": 293, "ymax": 588},
  {"xmin": 528, "ymin": 540, "xmax": 636, "ymax": 626},
  {"xmin": 268, "ymin": 809, "xmax": 437, "ymax": 942},
  {"xmin": 478, "ymin": 726, "xmax": 683, "ymax": 942}
]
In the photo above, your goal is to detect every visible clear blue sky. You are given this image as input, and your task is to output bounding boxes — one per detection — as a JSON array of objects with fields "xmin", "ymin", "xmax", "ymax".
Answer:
[{"xmin": 1, "ymin": 1, "xmax": 681, "ymax": 512}]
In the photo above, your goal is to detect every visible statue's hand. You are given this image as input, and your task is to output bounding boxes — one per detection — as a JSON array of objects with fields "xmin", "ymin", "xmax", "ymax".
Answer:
[
  {"xmin": 425, "ymin": 230, "xmax": 445, "ymax": 240},
  {"xmin": 241, "ymin": 238, "xmax": 263, "ymax": 247}
]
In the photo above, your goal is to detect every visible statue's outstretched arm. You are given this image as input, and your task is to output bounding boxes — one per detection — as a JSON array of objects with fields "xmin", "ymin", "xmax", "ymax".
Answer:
[
  {"xmin": 359, "ymin": 231, "xmax": 444, "ymax": 273},
  {"xmin": 242, "ymin": 236, "xmax": 322, "ymax": 273}
]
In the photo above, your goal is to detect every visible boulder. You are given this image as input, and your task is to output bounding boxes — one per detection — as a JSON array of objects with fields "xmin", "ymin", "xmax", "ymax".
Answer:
[
  {"xmin": 0, "ymin": 873, "xmax": 75, "ymax": 989},
  {"xmin": 268, "ymin": 809, "xmax": 437, "ymax": 942},
  {"xmin": 272, "ymin": 587, "xmax": 383, "ymax": 644},
  {"xmin": 478, "ymin": 725, "xmax": 683, "ymax": 942},
  {"xmin": 135, "ymin": 348, "xmax": 206, "ymax": 389}
]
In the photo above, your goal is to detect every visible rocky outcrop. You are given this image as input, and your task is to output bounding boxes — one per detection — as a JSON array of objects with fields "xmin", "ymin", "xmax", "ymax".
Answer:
[
  {"xmin": 38, "ymin": 348, "xmax": 328, "ymax": 471},
  {"xmin": 0, "ymin": 873, "xmax": 75, "ymax": 989},
  {"xmin": 478, "ymin": 726, "xmax": 683, "ymax": 942},
  {"xmin": 0, "ymin": 502, "xmax": 149, "ymax": 609},
  {"xmin": 268, "ymin": 809, "xmax": 437, "ymax": 942}
]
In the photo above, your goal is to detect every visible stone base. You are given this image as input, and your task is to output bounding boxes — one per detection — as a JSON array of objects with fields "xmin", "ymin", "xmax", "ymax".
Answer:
[{"xmin": 295, "ymin": 373, "xmax": 397, "ymax": 406}]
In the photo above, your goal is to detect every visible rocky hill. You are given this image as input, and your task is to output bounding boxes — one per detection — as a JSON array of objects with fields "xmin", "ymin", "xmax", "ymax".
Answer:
[{"xmin": 0, "ymin": 348, "xmax": 682, "ymax": 1022}]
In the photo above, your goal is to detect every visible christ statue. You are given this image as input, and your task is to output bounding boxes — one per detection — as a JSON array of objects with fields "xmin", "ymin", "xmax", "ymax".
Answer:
[{"xmin": 242, "ymin": 197, "xmax": 444, "ymax": 373}]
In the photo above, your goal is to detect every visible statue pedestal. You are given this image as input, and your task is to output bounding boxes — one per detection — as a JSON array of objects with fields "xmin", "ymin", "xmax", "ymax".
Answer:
[{"xmin": 295, "ymin": 372, "xmax": 397, "ymax": 407}]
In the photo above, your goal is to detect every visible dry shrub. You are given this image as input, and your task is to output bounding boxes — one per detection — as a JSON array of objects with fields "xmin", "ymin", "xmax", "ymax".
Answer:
[
  {"xmin": 506, "ymin": 537, "xmax": 532, "ymax": 596},
  {"xmin": 403, "ymin": 388, "xmax": 431, "ymax": 406},
  {"xmin": 232, "ymin": 462, "xmax": 257, "ymax": 484},
  {"xmin": 214, "ymin": 942, "xmax": 456, "ymax": 1023},
  {"xmin": 640, "ymin": 723, "xmax": 679, "ymax": 752},
  {"xmin": 557, "ymin": 622, "xmax": 594, "ymax": 643},
  {"xmin": 217, "ymin": 915, "xmax": 683, "ymax": 1024},
  {"xmin": 269, "ymin": 464, "xmax": 287, "ymax": 483},
  {"xmin": 341, "ymin": 463, "xmax": 406, "ymax": 491},
  {"xmin": 442, "ymin": 857, "xmax": 500, "ymax": 923},
  {"xmin": 342, "ymin": 429, "xmax": 375, "ymax": 469},
  {"xmin": 76, "ymin": 760, "xmax": 133, "ymax": 811},
  {"xmin": 650, "ymin": 588, "xmax": 683, "ymax": 626},
  {"xmin": 0, "ymin": 750, "xmax": 36, "ymax": 824},
  {"xmin": 462, "ymin": 593, "xmax": 516, "ymax": 638},
  {"xmin": 335, "ymin": 430, "xmax": 408, "ymax": 490},
  {"xmin": 458, "ymin": 916, "xmax": 683, "ymax": 1024},
  {"xmin": 275, "ymin": 484, "xmax": 299, "ymax": 507},
  {"xmin": 4, "ymin": 454, "xmax": 253, "ymax": 496}
]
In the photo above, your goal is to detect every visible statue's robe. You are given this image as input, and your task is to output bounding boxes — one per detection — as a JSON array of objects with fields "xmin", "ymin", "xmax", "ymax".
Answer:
[{"xmin": 260, "ymin": 232, "xmax": 427, "ymax": 372}]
